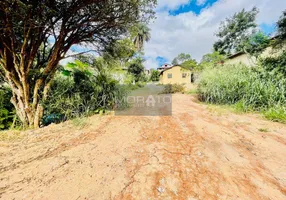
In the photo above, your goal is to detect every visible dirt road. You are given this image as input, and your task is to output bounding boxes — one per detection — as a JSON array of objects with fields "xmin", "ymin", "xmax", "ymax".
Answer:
[{"xmin": 0, "ymin": 91, "xmax": 286, "ymax": 199}]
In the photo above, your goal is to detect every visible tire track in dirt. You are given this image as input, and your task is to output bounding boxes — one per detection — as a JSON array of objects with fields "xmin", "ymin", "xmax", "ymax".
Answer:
[
  {"xmin": 117, "ymin": 98, "xmax": 286, "ymax": 200},
  {"xmin": 0, "ymin": 93, "xmax": 285, "ymax": 200}
]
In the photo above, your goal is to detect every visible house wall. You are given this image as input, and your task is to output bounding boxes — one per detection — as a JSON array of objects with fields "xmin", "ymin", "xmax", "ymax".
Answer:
[
  {"xmin": 225, "ymin": 43, "xmax": 286, "ymax": 66},
  {"xmin": 224, "ymin": 54, "xmax": 256, "ymax": 66},
  {"xmin": 159, "ymin": 66, "xmax": 191, "ymax": 84}
]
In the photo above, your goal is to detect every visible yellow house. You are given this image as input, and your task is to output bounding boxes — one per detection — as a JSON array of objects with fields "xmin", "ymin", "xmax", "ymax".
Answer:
[
  {"xmin": 159, "ymin": 65, "xmax": 193, "ymax": 84},
  {"xmin": 224, "ymin": 52, "xmax": 256, "ymax": 66},
  {"xmin": 224, "ymin": 37, "xmax": 286, "ymax": 66}
]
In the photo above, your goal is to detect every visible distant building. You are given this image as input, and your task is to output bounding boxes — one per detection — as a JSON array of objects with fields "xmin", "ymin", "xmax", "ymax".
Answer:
[
  {"xmin": 224, "ymin": 36, "xmax": 286, "ymax": 66},
  {"xmin": 157, "ymin": 63, "xmax": 172, "ymax": 72}
]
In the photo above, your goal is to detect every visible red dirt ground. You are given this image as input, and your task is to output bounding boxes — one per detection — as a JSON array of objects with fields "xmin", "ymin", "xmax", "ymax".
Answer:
[{"xmin": 0, "ymin": 94, "xmax": 285, "ymax": 200}]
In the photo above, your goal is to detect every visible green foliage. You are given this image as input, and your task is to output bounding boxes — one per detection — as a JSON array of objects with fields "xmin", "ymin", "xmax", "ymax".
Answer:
[
  {"xmin": 0, "ymin": 87, "xmax": 15, "ymax": 130},
  {"xmin": 172, "ymin": 53, "xmax": 192, "ymax": 65},
  {"xmin": 244, "ymin": 32, "xmax": 270, "ymax": 58},
  {"xmin": 0, "ymin": 0, "xmax": 156, "ymax": 128},
  {"xmin": 277, "ymin": 10, "xmax": 286, "ymax": 41},
  {"xmin": 263, "ymin": 106, "xmax": 286, "ymax": 123},
  {"xmin": 135, "ymin": 81, "xmax": 147, "ymax": 88},
  {"xmin": 133, "ymin": 23, "xmax": 151, "ymax": 50},
  {"xmin": 150, "ymin": 70, "xmax": 160, "ymax": 81},
  {"xmin": 198, "ymin": 65, "xmax": 286, "ymax": 123},
  {"xmin": 200, "ymin": 51, "xmax": 226, "ymax": 69},
  {"xmin": 161, "ymin": 84, "xmax": 185, "ymax": 94},
  {"xmin": 103, "ymin": 38, "xmax": 136, "ymax": 65},
  {"xmin": 259, "ymin": 50, "xmax": 286, "ymax": 76},
  {"xmin": 128, "ymin": 57, "xmax": 145, "ymax": 82},
  {"xmin": 214, "ymin": 7, "xmax": 258, "ymax": 55},
  {"xmin": 181, "ymin": 59, "xmax": 198, "ymax": 70},
  {"xmin": 43, "ymin": 62, "xmax": 129, "ymax": 125},
  {"xmin": 172, "ymin": 53, "xmax": 198, "ymax": 70}
]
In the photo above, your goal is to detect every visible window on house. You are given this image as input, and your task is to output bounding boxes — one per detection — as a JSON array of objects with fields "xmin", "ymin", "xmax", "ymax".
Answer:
[
  {"xmin": 182, "ymin": 73, "xmax": 187, "ymax": 78},
  {"xmin": 168, "ymin": 73, "xmax": 172, "ymax": 78}
]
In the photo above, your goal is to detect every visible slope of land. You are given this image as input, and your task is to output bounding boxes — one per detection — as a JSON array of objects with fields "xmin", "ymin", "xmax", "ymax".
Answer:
[{"xmin": 0, "ymin": 91, "xmax": 286, "ymax": 199}]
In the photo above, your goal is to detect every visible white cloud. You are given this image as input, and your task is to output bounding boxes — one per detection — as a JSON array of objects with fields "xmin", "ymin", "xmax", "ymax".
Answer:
[
  {"xmin": 196, "ymin": 0, "xmax": 207, "ymax": 6},
  {"xmin": 144, "ymin": 0, "xmax": 286, "ymax": 69},
  {"xmin": 157, "ymin": 0, "xmax": 191, "ymax": 10}
]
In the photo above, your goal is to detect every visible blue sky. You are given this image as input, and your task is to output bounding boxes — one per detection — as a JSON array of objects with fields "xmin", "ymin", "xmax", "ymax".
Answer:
[
  {"xmin": 143, "ymin": 0, "xmax": 286, "ymax": 69},
  {"xmin": 169, "ymin": 0, "xmax": 219, "ymax": 16},
  {"xmin": 62, "ymin": 0, "xmax": 285, "ymax": 69}
]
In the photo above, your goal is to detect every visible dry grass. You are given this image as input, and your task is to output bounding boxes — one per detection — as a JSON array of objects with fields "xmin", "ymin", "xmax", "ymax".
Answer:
[{"xmin": 0, "ymin": 130, "xmax": 24, "ymax": 142}]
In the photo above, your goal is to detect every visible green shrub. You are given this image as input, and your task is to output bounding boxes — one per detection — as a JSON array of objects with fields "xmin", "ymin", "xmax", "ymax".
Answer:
[
  {"xmin": 263, "ymin": 106, "xmax": 286, "ymax": 123},
  {"xmin": 43, "ymin": 71, "xmax": 128, "ymax": 125},
  {"xmin": 135, "ymin": 81, "xmax": 146, "ymax": 88},
  {"xmin": 0, "ymin": 87, "xmax": 15, "ymax": 130},
  {"xmin": 259, "ymin": 50, "xmax": 286, "ymax": 76},
  {"xmin": 198, "ymin": 64, "xmax": 286, "ymax": 122},
  {"xmin": 150, "ymin": 70, "xmax": 160, "ymax": 82},
  {"xmin": 161, "ymin": 84, "xmax": 185, "ymax": 94}
]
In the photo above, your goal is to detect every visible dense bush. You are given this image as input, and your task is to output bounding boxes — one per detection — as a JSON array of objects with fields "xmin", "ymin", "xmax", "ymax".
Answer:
[
  {"xmin": 150, "ymin": 70, "xmax": 160, "ymax": 82},
  {"xmin": 161, "ymin": 84, "xmax": 186, "ymax": 94},
  {"xmin": 0, "ymin": 87, "xmax": 15, "ymax": 130},
  {"xmin": 259, "ymin": 50, "xmax": 286, "ymax": 76},
  {"xmin": 43, "ymin": 70, "xmax": 128, "ymax": 125},
  {"xmin": 198, "ymin": 64, "xmax": 286, "ymax": 122}
]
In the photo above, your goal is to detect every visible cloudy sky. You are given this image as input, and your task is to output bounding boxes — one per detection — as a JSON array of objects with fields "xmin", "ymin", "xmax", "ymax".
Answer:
[{"xmin": 143, "ymin": 0, "xmax": 286, "ymax": 69}]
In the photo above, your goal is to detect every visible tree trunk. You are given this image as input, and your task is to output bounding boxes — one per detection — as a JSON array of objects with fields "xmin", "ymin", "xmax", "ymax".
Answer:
[
  {"xmin": 10, "ymin": 90, "xmax": 42, "ymax": 128},
  {"xmin": 9, "ymin": 77, "xmax": 51, "ymax": 129}
]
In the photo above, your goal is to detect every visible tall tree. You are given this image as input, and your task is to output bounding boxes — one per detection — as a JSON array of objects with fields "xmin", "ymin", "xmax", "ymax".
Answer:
[
  {"xmin": 213, "ymin": 7, "xmax": 258, "ymax": 55},
  {"xmin": 277, "ymin": 10, "xmax": 286, "ymax": 42},
  {"xmin": 200, "ymin": 51, "xmax": 226, "ymax": 68},
  {"xmin": 150, "ymin": 70, "xmax": 160, "ymax": 82},
  {"xmin": 243, "ymin": 32, "xmax": 270, "ymax": 58},
  {"xmin": 133, "ymin": 23, "xmax": 151, "ymax": 50},
  {"xmin": 127, "ymin": 57, "xmax": 145, "ymax": 82},
  {"xmin": 0, "ymin": 0, "xmax": 156, "ymax": 128},
  {"xmin": 172, "ymin": 53, "xmax": 192, "ymax": 65},
  {"xmin": 172, "ymin": 53, "xmax": 197, "ymax": 70}
]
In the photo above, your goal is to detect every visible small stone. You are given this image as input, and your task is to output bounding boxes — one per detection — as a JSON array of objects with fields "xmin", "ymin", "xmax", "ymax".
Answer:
[{"xmin": 157, "ymin": 186, "xmax": 165, "ymax": 193}]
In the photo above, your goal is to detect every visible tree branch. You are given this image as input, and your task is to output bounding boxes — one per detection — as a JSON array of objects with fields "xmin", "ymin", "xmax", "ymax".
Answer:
[{"xmin": 64, "ymin": 50, "xmax": 97, "ymax": 58}]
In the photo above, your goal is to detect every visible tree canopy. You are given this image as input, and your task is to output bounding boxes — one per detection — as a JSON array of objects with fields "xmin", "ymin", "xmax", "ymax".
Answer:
[
  {"xmin": 172, "ymin": 53, "xmax": 192, "ymax": 65},
  {"xmin": 199, "ymin": 51, "xmax": 226, "ymax": 69},
  {"xmin": 213, "ymin": 7, "xmax": 258, "ymax": 55},
  {"xmin": 172, "ymin": 53, "xmax": 197, "ymax": 70},
  {"xmin": 127, "ymin": 57, "xmax": 145, "ymax": 82},
  {"xmin": 133, "ymin": 23, "xmax": 151, "ymax": 51},
  {"xmin": 277, "ymin": 10, "xmax": 286, "ymax": 42},
  {"xmin": 243, "ymin": 32, "xmax": 270, "ymax": 58},
  {"xmin": 0, "ymin": 0, "xmax": 156, "ymax": 128}
]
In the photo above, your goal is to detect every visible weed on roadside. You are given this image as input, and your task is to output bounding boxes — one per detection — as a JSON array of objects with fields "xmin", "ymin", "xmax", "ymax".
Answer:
[
  {"xmin": 258, "ymin": 128, "xmax": 269, "ymax": 132},
  {"xmin": 0, "ymin": 130, "xmax": 24, "ymax": 142},
  {"xmin": 72, "ymin": 117, "xmax": 89, "ymax": 128}
]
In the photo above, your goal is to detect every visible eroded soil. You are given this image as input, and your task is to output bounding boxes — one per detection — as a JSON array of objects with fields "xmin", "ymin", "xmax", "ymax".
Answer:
[{"xmin": 0, "ymin": 94, "xmax": 286, "ymax": 200}]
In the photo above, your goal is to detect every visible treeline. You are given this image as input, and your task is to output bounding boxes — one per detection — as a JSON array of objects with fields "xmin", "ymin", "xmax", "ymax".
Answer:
[
  {"xmin": 0, "ymin": 0, "xmax": 157, "ymax": 130},
  {"xmin": 198, "ymin": 8, "xmax": 286, "ymax": 123}
]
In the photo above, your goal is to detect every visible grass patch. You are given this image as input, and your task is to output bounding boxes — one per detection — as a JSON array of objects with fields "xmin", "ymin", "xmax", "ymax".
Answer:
[
  {"xmin": 206, "ymin": 103, "xmax": 246, "ymax": 116},
  {"xmin": 258, "ymin": 128, "xmax": 269, "ymax": 132},
  {"xmin": 263, "ymin": 106, "xmax": 286, "ymax": 123},
  {"xmin": 198, "ymin": 64, "xmax": 286, "ymax": 123},
  {"xmin": 0, "ymin": 130, "xmax": 24, "ymax": 142},
  {"xmin": 187, "ymin": 88, "xmax": 198, "ymax": 95},
  {"xmin": 160, "ymin": 84, "xmax": 186, "ymax": 94},
  {"xmin": 72, "ymin": 117, "xmax": 89, "ymax": 128}
]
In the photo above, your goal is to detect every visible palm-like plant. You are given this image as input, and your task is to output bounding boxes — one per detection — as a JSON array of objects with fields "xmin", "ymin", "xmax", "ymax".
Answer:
[{"xmin": 133, "ymin": 24, "xmax": 151, "ymax": 50}]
